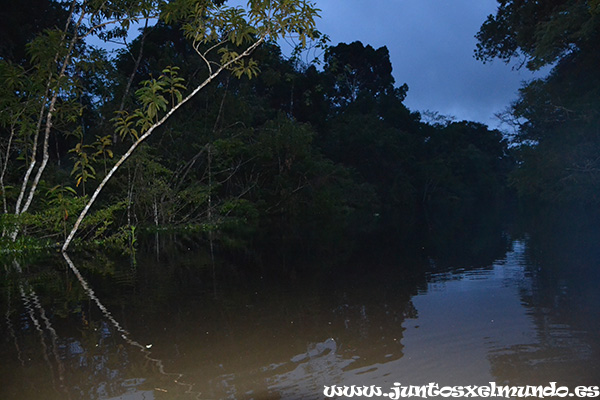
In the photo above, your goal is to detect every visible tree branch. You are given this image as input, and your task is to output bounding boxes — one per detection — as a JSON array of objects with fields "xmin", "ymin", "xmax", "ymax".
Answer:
[{"xmin": 62, "ymin": 35, "xmax": 266, "ymax": 251}]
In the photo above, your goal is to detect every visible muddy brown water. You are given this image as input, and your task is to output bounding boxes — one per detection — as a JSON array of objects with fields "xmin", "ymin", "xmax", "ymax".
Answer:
[{"xmin": 1, "ymin": 233, "xmax": 599, "ymax": 399}]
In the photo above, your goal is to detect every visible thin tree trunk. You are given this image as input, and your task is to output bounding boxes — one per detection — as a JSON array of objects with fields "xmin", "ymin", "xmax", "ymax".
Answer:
[
  {"xmin": 11, "ymin": 3, "xmax": 85, "ymax": 240},
  {"xmin": 153, "ymin": 196, "xmax": 159, "ymax": 227},
  {"xmin": 0, "ymin": 123, "xmax": 17, "ymax": 237},
  {"xmin": 1, "ymin": 123, "xmax": 16, "ymax": 215},
  {"xmin": 207, "ymin": 144, "xmax": 212, "ymax": 224},
  {"xmin": 127, "ymin": 165, "xmax": 132, "ymax": 226},
  {"xmin": 19, "ymin": 96, "xmax": 58, "ymax": 216},
  {"xmin": 13, "ymin": 0, "xmax": 78, "ymax": 217},
  {"xmin": 62, "ymin": 36, "xmax": 265, "ymax": 251},
  {"xmin": 13, "ymin": 85, "xmax": 48, "ymax": 216},
  {"xmin": 12, "ymin": 0, "xmax": 78, "ymax": 216},
  {"xmin": 20, "ymin": 9, "xmax": 86, "ymax": 216}
]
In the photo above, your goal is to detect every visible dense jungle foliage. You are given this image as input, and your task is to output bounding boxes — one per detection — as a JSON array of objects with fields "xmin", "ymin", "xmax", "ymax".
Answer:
[
  {"xmin": 476, "ymin": 0, "xmax": 600, "ymax": 205},
  {"xmin": 0, "ymin": 0, "xmax": 597, "ymax": 261}
]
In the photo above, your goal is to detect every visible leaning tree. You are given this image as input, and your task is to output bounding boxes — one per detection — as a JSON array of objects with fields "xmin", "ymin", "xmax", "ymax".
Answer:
[{"xmin": 0, "ymin": 0, "xmax": 321, "ymax": 250}]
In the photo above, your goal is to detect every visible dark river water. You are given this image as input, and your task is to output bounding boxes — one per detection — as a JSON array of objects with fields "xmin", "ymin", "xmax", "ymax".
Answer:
[{"xmin": 1, "ymin": 215, "xmax": 600, "ymax": 399}]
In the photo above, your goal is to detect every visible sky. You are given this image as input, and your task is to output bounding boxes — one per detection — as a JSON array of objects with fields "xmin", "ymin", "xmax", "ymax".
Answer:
[
  {"xmin": 310, "ymin": 0, "xmax": 549, "ymax": 129},
  {"xmin": 104, "ymin": 0, "xmax": 548, "ymax": 130}
]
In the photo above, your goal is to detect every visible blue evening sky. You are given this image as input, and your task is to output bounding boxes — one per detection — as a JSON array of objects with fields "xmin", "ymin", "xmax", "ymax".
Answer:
[
  {"xmin": 312, "ymin": 0, "xmax": 548, "ymax": 129},
  {"xmin": 100, "ymin": 1, "xmax": 549, "ymax": 130}
]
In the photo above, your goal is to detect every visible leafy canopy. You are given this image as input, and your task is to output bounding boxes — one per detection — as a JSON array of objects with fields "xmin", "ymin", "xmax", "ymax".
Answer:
[{"xmin": 475, "ymin": 0, "xmax": 600, "ymax": 70}]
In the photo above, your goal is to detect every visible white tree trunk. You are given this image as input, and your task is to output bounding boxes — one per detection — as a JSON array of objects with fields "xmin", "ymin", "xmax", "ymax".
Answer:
[{"xmin": 62, "ymin": 36, "xmax": 265, "ymax": 252}]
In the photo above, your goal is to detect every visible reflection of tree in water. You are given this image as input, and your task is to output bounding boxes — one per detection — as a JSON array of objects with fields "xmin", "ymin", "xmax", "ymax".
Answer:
[
  {"xmin": 1, "ymin": 261, "xmax": 71, "ymax": 399},
  {"xmin": 0, "ymin": 255, "xmax": 199, "ymax": 400},
  {"xmin": 421, "ymin": 203, "xmax": 513, "ymax": 272},
  {"xmin": 488, "ymin": 211, "xmax": 600, "ymax": 386},
  {"xmin": 1, "ymin": 242, "xmax": 427, "ymax": 400}
]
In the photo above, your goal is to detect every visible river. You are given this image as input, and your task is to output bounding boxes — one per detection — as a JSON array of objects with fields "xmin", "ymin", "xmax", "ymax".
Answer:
[{"xmin": 1, "ymin": 215, "xmax": 599, "ymax": 399}]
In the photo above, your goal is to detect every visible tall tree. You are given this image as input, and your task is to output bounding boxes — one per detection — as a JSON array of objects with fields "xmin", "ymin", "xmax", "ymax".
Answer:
[
  {"xmin": 476, "ymin": 0, "xmax": 600, "ymax": 204},
  {"xmin": 62, "ymin": 0, "xmax": 320, "ymax": 250},
  {"xmin": 323, "ymin": 41, "xmax": 406, "ymax": 109},
  {"xmin": 0, "ymin": 0, "xmax": 321, "ymax": 250},
  {"xmin": 475, "ymin": 0, "xmax": 600, "ymax": 70}
]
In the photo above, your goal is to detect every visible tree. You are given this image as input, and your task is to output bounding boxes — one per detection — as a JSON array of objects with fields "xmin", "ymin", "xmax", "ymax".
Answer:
[
  {"xmin": 61, "ymin": 0, "xmax": 320, "ymax": 251},
  {"xmin": 475, "ymin": 0, "xmax": 600, "ymax": 70},
  {"xmin": 508, "ymin": 50, "xmax": 600, "ymax": 204},
  {"xmin": 322, "ymin": 41, "xmax": 406, "ymax": 109},
  {"xmin": 476, "ymin": 0, "xmax": 600, "ymax": 205},
  {"xmin": 0, "ymin": 0, "xmax": 320, "ymax": 251},
  {"xmin": 0, "ymin": 0, "xmax": 163, "ymax": 242},
  {"xmin": 419, "ymin": 121, "xmax": 510, "ymax": 205}
]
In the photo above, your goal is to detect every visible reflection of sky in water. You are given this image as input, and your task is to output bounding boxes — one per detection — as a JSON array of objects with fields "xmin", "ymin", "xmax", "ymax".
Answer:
[
  {"xmin": 268, "ymin": 239, "xmax": 598, "ymax": 398},
  {"xmin": 262, "ymin": 242, "xmax": 538, "ymax": 398},
  {"xmin": 394, "ymin": 242, "xmax": 535, "ymax": 385}
]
